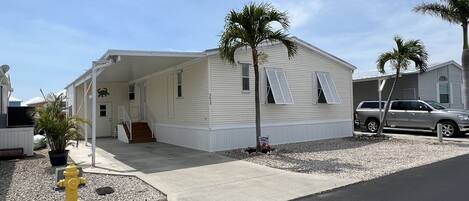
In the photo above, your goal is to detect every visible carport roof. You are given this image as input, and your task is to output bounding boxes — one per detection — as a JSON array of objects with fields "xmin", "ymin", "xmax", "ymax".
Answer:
[
  {"xmin": 353, "ymin": 60, "xmax": 461, "ymax": 82},
  {"xmin": 65, "ymin": 49, "xmax": 207, "ymax": 88},
  {"xmin": 65, "ymin": 36, "xmax": 357, "ymax": 88}
]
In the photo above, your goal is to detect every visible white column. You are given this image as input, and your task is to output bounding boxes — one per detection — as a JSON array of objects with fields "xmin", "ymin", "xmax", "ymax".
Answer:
[
  {"xmin": 71, "ymin": 86, "xmax": 76, "ymax": 116},
  {"xmin": 378, "ymin": 79, "xmax": 382, "ymax": 121},
  {"xmin": 91, "ymin": 66, "xmax": 97, "ymax": 167},
  {"xmin": 84, "ymin": 81, "xmax": 88, "ymax": 146},
  {"xmin": 378, "ymin": 79, "xmax": 386, "ymax": 121}
]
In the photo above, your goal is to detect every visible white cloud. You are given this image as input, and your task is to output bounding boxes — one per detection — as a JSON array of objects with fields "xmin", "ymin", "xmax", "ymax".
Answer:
[
  {"xmin": 304, "ymin": 3, "xmax": 462, "ymax": 71},
  {"xmin": 270, "ymin": 0, "xmax": 322, "ymax": 29}
]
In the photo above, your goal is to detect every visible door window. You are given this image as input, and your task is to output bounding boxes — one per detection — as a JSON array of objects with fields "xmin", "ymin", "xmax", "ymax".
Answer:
[
  {"xmin": 391, "ymin": 101, "xmax": 410, "ymax": 110},
  {"xmin": 99, "ymin": 104, "xmax": 107, "ymax": 117},
  {"xmin": 407, "ymin": 102, "xmax": 429, "ymax": 111}
]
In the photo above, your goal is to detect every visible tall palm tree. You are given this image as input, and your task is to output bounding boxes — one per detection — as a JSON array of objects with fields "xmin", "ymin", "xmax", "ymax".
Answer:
[
  {"xmin": 219, "ymin": 3, "xmax": 297, "ymax": 150},
  {"xmin": 375, "ymin": 36, "xmax": 428, "ymax": 135},
  {"xmin": 414, "ymin": 0, "xmax": 469, "ymax": 109}
]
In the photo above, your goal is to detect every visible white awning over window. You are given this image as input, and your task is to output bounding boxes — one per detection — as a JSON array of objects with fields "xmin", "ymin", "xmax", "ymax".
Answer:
[
  {"xmin": 265, "ymin": 67, "xmax": 293, "ymax": 104},
  {"xmin": 316, "ymin": 72, "xmax": 341, "ymax": 104}
]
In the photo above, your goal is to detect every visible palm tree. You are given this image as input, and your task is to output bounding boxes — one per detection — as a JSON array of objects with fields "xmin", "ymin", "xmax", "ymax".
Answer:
[
  {"xmin": 375, "ymin": 36, "xmax": 428, "ymax": 135},
  {"xmin": 414, "ymin": 0, "xmax": 469, "ymax": 109},
  {"xmin": 219, "ymin": 3, "xmax": 297, "ymax": 150}
]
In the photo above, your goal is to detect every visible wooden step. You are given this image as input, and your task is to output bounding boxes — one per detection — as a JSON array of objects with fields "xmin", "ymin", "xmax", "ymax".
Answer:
[{"xmin": 122, "ymin": 122, "xmax": 156, "ymax": 144}]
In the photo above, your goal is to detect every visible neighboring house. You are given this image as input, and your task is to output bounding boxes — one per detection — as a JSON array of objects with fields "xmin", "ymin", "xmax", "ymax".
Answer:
[
  {"xmin": 0, "ymin": 65, "xmax": 34, "ymax": 156},
  {"xmin": 9, "ymin": 96, "xmax": 22, "ymax": 107},
  {"xmin": 24, "ymin": 90, "xmax": 66, "ymax": 108},
  {"xmin": 65, "ymin": 37, "xmax": 356, "ymax": 152},
  {"xmin": 353, "ymin": 61, "xmax": 463, "ymax": 109}
]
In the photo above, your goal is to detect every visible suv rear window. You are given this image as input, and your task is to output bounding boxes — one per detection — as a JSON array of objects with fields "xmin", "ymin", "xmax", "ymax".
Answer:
[{"xmin": 360, "ymin": 102, "xmax": 385, "ymax": 109}]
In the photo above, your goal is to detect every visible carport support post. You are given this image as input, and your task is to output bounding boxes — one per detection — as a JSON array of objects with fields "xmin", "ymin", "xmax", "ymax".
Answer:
[
  {"xmin": 84, "ymin": 81, "xmax": 88, "ymax": 146},
  {"xmin": 378, "ymin": 79, "xmax": 386, "ymax": 121},
  {"xmin": 91, "ymin": 65, "xmax": 97, "ymax": 167},
  {"xmin": 437, "ymin": 123, "xmax": 443, "ymax": 143}
]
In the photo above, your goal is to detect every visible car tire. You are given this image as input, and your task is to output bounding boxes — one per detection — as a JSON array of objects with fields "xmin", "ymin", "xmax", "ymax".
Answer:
[
  {"xmin": 365, "ymin": 118, "xmax": 379, "ymax": 133},
  {"xmin": 439, "ymin": 121, "xmax": 459, "ymax": 137}
]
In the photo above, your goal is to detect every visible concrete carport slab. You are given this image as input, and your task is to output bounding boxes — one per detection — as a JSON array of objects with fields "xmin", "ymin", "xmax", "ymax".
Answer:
[{"xmin": 69, "ymin": 138, "xmax": 355, "ymax": 201}]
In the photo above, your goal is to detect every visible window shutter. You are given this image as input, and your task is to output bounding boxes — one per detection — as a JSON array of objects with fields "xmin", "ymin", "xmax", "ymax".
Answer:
[
  {"xmin": 316, "ymin": 72, "xmax": 341, "ymax": 104},
  {"xmin": 312, "ymin": 72, "xmax": 318, "ymax": 104},
  {"xmin": 265, "ymin": 68, "xmax": 294, "ymax": 104}
]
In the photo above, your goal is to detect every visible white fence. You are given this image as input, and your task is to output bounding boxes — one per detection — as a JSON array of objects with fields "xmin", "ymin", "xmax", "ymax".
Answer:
[{"xmin": 0, "ymin": 127, "xmax": 34, "ymax": 156}]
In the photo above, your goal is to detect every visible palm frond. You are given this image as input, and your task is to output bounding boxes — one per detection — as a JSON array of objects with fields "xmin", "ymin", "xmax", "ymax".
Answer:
[
  {"xmin": 376, "ymin": 52, "xmax": 396, "ymax": 73},
  {"xmin": 34, "ymin": 92, "xmax": 87, "ymax": 152},
  {"xmin": 219, "ymin": 25, "xmax": 249, "ymax": 64},
  {"xmin": 414, "ymin": 2, "xmax": 461, "ymax": 24},
  {"xmin": 376, "ymin": 35, "xmax": 428, "ymax": 74},
  {"xmin": 219, "ymin": 2, "xmax": 296, "ymax": 63},
  {"xmin": 263, "ymin": 30, "xmax": 297, "ymax": 59}
]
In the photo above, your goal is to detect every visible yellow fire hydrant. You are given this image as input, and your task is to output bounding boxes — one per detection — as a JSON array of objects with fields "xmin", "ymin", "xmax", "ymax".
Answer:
[{"xmin": 57, "ymin": 163, "xmax": 86, "ymax": 201}]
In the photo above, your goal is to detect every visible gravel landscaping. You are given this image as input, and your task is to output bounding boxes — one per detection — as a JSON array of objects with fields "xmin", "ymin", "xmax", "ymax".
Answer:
[
  {"xmin": 0, "ymin": 149, "xmax": 166, "ymax": 201},
  {"xmin": 222, "ymin": 136, "xmax": 469, "ymax": 181}
]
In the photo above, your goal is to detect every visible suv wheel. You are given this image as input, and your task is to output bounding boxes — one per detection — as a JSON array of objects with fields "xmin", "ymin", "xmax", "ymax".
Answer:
[
  {"xmin": 440, "ymin": 121, "xmax": 459, "ymax": 137},
  {"xmin": 366, "ymin": 119, "xmax": 379, "ymax": 133}
]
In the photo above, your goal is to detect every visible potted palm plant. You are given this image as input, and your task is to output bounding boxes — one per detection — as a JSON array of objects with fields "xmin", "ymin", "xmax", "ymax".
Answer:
[{"xmin": 34, "ymin": 93, "xmax": 85, "ymax": 166}]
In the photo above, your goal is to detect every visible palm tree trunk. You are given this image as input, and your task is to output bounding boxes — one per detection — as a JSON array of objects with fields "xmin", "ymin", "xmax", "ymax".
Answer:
[
  {"xmin": 463, "ymin": 23, "xmax": 468, "ymax": 50},
  {"xmin": 252, "ymin": 48, "xmax": 261, "ymax": 150},
  {"xmin": 462, "ymin": 23, "xmax": 469, "ymax": 109},
  {"xmin": 376, "ymin": 68, "xmax": 400, "ymax": 135}
]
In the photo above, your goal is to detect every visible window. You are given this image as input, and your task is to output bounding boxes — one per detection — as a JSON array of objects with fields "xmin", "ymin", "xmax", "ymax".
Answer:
[
  {"xmin": 391, "ymin": 101, "xmax": 407, "ymax": 110},
  {"xmin": 177, "ymin": 70, "xmax": 182, "ymax": 98},
  {"xmin": 315, "ymin": 72, "xmax": 341, "ymax": 104},
  {"xmin": 407, "ymin": 101, "xmax": 430, "ymax": 111},
  {"xmin": 425, "ymin": 100, "xmax": 446, "ymax": 110},
  {"xmin": 438, "ymin": 76, "xmax": 449, "ymax": 103},
  {"xmin": 129, "ymin": 84, "xmax": 135, "ymax": 100},
  {"xmin": 360, "ymin": 101, "xmax": 386, "ymax": 109},
  {"xmin": 266, "ymin": 78, "xmax": 275, "ymax": 103},
  {"xmin": 317, "ymin": 79, "xmax": 327, "ymax": 103},
  {"xmin": 391, "ymin": 101, "xmax": 422, "ymax": 110},
  {"xmin": 241, "ymin": 63, "xmax": 250, "ymax": 91},
  {"xmin": 265, "ymin": 68, "xmax": 293, "ymax": 104},
  {"xmin": 99, "ymin": 104, "xmax": 107, "ymax": 117}
]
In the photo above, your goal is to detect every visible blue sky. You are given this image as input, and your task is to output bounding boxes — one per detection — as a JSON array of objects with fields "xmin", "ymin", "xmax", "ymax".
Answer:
[{"xmin": 0, "ymin": 0, "xmax": 462, "ymax": 101}]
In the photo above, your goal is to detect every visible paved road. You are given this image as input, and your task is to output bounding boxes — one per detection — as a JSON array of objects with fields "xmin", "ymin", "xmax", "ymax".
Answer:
[{"xmin": 294, "ymin": 154, "xmax": 469, "ymax": 201}]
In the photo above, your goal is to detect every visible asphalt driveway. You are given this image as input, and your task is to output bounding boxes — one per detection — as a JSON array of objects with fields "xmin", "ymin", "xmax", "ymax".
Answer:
[{"xmin": 295, "ymin": 153, "xmax": 469, "ymax": 201}]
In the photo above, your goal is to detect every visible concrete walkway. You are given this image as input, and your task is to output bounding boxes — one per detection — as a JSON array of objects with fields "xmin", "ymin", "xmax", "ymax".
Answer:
[{"xmin": 69, "ymin": 138, "xmax": 355, "ymax": 201}]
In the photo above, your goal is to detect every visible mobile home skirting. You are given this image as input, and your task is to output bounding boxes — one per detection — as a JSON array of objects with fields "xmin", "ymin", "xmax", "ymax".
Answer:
[
  {"xmin": 0, "ymin": 127, "xmax": 34, "ymax": 156},
  {"xmin": 155, "ymin": 120, "xmax": 353, "ymax": 152}
]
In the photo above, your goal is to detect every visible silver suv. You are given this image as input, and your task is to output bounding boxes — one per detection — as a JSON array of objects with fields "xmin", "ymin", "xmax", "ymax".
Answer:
[{"xmin": 355, "ymin": 100, "xmax": 469, "ymax": 137}]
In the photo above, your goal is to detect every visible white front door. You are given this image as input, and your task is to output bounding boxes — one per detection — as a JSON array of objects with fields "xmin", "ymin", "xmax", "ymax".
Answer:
[{"xmin": 97, "ymin": 102, "xmax": 112, "ymax": 137}]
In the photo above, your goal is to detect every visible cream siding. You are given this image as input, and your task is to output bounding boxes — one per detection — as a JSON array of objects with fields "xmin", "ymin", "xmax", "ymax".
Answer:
[
  {"xmin": 208, "ymin": 44, "xmax": 354, "ymax": 128},
  {"xmin": 95, "ymin": 82, "xmax": 128, "ymax": 136},
  {"xmin": 146, "ymin": 59, "xmax": 209, "ymax": 128}
]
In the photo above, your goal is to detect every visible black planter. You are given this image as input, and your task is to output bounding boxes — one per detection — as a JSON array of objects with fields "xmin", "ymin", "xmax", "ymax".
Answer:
[{"xmin": 48, "ymin": 150, "xmax": 69, "ymax": 166}]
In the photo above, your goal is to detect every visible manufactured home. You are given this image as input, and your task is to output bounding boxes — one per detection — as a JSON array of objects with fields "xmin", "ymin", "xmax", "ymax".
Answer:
[
  {"xmin": 65, "ymin": 37, "xmax": 356, "ymax": 152},
  {"xmin": 353, "ymin": 61, "xmax": 463, "ymax": 109}
]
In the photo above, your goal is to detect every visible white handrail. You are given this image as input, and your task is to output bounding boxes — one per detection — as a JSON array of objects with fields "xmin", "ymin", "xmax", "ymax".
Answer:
[
  {"xmin": 118, "ymin": 105, "xmax": 132, "ymax": 141},
  {"xmin": 144, "ymin": 103, "xmax": 156, "ymax": 139}
]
